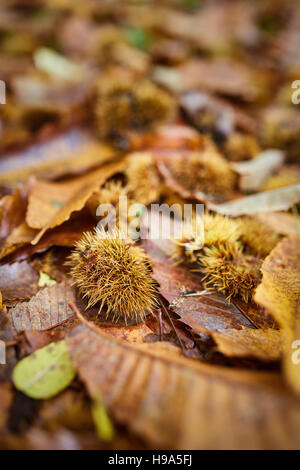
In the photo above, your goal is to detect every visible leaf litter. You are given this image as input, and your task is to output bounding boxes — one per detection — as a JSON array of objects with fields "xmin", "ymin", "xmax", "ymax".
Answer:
[{"xmin": 0, "ymin": 0, "xmax": 299, "ymax": 451}]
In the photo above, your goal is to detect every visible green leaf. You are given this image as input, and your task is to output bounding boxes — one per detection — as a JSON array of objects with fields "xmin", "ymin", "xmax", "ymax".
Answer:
[
  {"xmin": 38, "ymin": 271, "xmax": 56, "ymax": 287},
  {"xmin": 13, "ymin": 340, "xmax": 75, "ymax": 399},
  {"xmin": 92, "ymin": 399, "xmax": 114, "ymax": 441},
  {"xmin": 124, "ymin": 25, "xmax": 152, "ymax": 51}
]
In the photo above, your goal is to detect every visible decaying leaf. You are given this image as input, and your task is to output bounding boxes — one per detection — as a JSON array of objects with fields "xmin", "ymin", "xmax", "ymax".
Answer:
[
  {"xmin": 67, "ymin": 325, "xmax": 300, "ymax": 449},
  {"xmin": 209, "ymin": 184, "xmax": 300, "ymax": 217},
  {"xmin": 0, "ymin": 261, "xmax": 39, "ymax": 306},
  {"xmin": 26, "ymin": 160, "xmax": 125, "ymax": 244},
  {"xmin": 13, "ymin": 340, "xmax": 75, "ymax": 399},
  {"xmin": 255, "ymin": 236, "xmax": 300, "ymax": 395},
  {"xmin": 9, "ymin": 280, "xmax": 77, "ymax": 331},
  {"xmin": 211, "ymin": 328, "xmax": 282, "ymax": 362}
]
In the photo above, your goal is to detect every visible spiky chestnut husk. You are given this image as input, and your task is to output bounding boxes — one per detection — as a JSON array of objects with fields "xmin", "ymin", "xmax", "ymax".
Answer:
[
  {"xmin": 126, "ymin": 152, "xmax": 162, "ymax": 205},
  {"xmin": 237, "ymin": 216, "xmax": 280, "ymax": 258},
  {"xmin": 224, "ymin": 132, "xmax": 261, "ymax": 162},
  {"xmin": 67, "ymin": 229, "xmax": 158, "ymax": 322},
  {"xmin": 200, "ymin": 244, "xmax": 261, "ymax": 303},
  {"xmin": 172, "ymin": 213, "xmax": 241, "ymax": 263},
  {"xmin": 169, "ymin": 147, "xmax": 237, "ymax": 199},
  {"xmin": 95, "ymin": 78, "xmax": 175, "ymax": 140}
]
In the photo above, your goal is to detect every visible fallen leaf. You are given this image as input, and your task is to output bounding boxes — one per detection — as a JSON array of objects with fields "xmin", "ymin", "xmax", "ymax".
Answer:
[
  {"xmin": 13, "ymin": 340, "xmax": 75, "ymax": 399},
  {"xmin": 177, "ymin": 59, "xmax": 268, "ymax": 101},
  {"xmin": 142, "ymin": 237, "xmax": 253, "ymax": 335},
  {"xmin": 3, "ymin": 214, "xmax": 95, "ymax": 264},
  {"xmin": 255, "ymin": 212, "xmax": 300, "ymax": 237},
  {"xmin": 38, "ymin": 272, "xmax": 56, "ymax": 288},
  {"xmin": 0, "ymin": 129, "xmax": 116, "ymax": 184},
  {"xmin": 9, "ymin": 280, "xmax": 77, "ymax": 331},
  {"xmin": 67, "ymin": 325, "xmax": 300, "ymax": 449},
  {"xmin": 0, "ymin": 383, "xmax": 13, "ymax": 433},
  {"xmin": 209, "ymin": 184, "xmax": 300, "ymax": 217},
  {"xmin": 211, "ymin": 328, "xmax": 281, "ymax": 362},
  {"xmin": 91, "ymin": 399, "xmax": 114, "ymax": 442},
  {"xmin": 255, "ymin": 236, "xmax": 300, "ymax": 395},
  {"xmin": 233, "ymin": 150, "xmax": 285, "ymax": 192},
  {"xmin": 26, "ymin": 160, "xmax": 125, "ymax": 244}
]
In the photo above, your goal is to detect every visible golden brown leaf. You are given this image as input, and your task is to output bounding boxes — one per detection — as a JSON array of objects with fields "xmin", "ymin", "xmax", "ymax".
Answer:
[
  {"xmin": 255, "ymin": 236, "xmax": 300, "ymax": 394},
  {"xmin": 209, "ymin": 184, "xmax": 300, "ymax": 217},
  {"xmin": 0, "ymin": 261, "xmax": 39, "ymax": 307}
]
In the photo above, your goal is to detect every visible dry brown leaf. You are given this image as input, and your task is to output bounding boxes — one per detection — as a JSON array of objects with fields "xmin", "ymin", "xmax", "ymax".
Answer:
[
  {"xmin": 100, "ymin": 323, "xmax": 155, "ymax": 344},
  {"xmin": 233, "ymin": 150, "xmax": 285, "ymax": 192},
  {"xmin": 255, "ymin": 212, "xmax": 300, "ymax": 237},
  {"xmin": 209, "ymin": 184, "xmax": 300, "ymax": 217},
  {"xmin": 67, "ymin": 325, "xmax": 300, "ymax": 449},
  {"xmin": 177, "ymin": 59, "xmax": 268, "ymax": 101},
  {"xmin": 0, "ymin": 129, "xmax": 116, "ymax": 184},
  {"xmin": 142, "ymin": 237, "xmax": 253, "ymax": 334},
  {"xmin": 0, "ymin": 383, "xmax": 13, "ymax": 433},
  {"xmin": 9, "ymin": 280, "xmax": 77, "ymax": 331},
  {"xmin": 255, "ymin": 236, "xmax": 300, "ymax": 395},
  {"xmin": 212, "ymin": 328, "xmax": 282, "ymax": 362},
  {"xmin": 26, "ymin": 160, "xmax": 125, "ymax": 244},
  {"xmin": 0, "ymin": 261, "xmax": 39, "ymax": 306}
]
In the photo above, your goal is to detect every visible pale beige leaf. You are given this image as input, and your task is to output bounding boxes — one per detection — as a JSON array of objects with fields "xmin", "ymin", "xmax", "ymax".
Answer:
[
  {"xmin": 67, "ymin": 325, "xmax": 300, "ymax": 450},
  {"xmin": 209, "ymin": 184, "xmax": 300, "ymax": 217}
]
